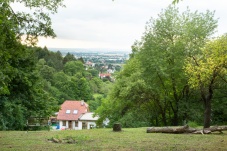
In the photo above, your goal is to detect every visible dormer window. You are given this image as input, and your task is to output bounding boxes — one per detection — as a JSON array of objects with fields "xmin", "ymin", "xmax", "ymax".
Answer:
[
  {"xmin": 66, "ymin": 110, "xmax": 70, "ymax": 114},
  {"xmin": 73, "ymin": 110, "xmax": 78, "ymax": 114}
]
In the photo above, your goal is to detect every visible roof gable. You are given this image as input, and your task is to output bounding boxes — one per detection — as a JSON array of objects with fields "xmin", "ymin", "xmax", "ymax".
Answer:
[{"xmin": 57, "ymin": 100, "xmax": 89, "ymax": 121}]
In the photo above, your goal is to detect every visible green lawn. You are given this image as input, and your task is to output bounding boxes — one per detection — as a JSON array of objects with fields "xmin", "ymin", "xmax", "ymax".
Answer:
[{"xmin": 0, "ymin": 128, "xmax": 226, "ymax": 151}]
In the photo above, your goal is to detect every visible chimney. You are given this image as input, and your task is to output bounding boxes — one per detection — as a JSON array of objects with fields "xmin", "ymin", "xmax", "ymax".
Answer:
[{"xmin": 81, "ymin": 100, "xmax": 84, "ymax": 106}]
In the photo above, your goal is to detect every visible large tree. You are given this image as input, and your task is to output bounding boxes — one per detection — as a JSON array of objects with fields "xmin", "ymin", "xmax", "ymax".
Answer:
[
  {"xmin": 138, "ymin": 6, "xmax": 217, "ymax": 126},
  {"xmin": 0, "ymin": 0, "xmax": 64, "ymax": 130},
  {"xmin": 185, "ymin": 34, "xmax": 227, "ymax": 128},
  {"xmin": 96, "ymin": 6, "xmax": 218, "ymax": 127}
]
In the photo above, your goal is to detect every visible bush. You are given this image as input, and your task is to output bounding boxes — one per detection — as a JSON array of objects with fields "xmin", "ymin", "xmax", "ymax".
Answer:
[{"xmin": 187, "ymin": 121, "xmax": 199, "ymax": 128}]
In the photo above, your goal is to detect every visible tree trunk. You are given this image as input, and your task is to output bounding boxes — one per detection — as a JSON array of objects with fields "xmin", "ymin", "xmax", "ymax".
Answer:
[
  {"xmin": 147, "ymin": 125, "xmax": 227, "ymax": 134},
  {"xmin": 156, "ymin": 102, "xmax": 167, "ymax": 126},
  {"xmin": 161, "ymin": 112, "xmax": 167, "ymax": 126},
  {"xmin": 147, "ymin": 125, "xmax": 196, "ymax": 133},
  {"xmin": 204, "ymin": 98, "xmax": 212, "ymax": 128},
  {"xmin": 202, "ymin": 71, "xmax": 215, "ymax": 128},
  {"xmin": 172, "ymin": 111, "xmax": 178, "ymax": 126}
]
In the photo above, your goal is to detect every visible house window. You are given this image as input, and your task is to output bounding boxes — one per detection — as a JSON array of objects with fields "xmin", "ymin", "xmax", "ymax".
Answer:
[
  {"xmin": 73, "ymin": 110, "xmax": 78, "ymax": 114},
  {"xmin": 82, "ymin": 122, "xmax": 87, "ymax": 129},
  {"xmin": 75, "ymin": 121, "xmax": 78, "ymax": 127},
  {"xmin": 63, "ymin": 121, "xmax": 66, "ymax": 126},
  {"xmin": 66, "ymin": 110, "xmax": 70, "ymax": 114}
]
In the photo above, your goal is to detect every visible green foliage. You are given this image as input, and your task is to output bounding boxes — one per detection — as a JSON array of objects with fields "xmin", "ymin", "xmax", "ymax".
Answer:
[
  {"xmin": 63, "ymin": 52, "xmax": 77, "ymax": 64},
  {"xmin": 1, "ymin": 0, "xmax": 64, "ymax": 45},
  {"xmin": 0, "ymin": 101, "xmax": 26, "ymax": 130},
  {"xmin": 118, "ymin": 109, "xmax": 151, "ymax": 128},
  {"xmin": 187, "ymin": 121, "xmax": 199, "ymax": 128},
  {"xmin": 0, "ymin": 0, "xmax": 64, "ymax": 130},
  {"xmin": 0, "ymin": 0, "xmax": 109, "ymax": 130},
  {"xmin": 185, "ymin": 34, "xmax": 227, "ymax": 127},
  {"xmin": 34, "ymin": 47, "xmax": 64, "ymax": 71},
  {"xmin": 0, "ymin": 45, "xmax": 59, "ymax": 130},
  {"xmin": 87, "ymin": 94, "xmax": 104, "ymax": 111},
  {"xmin": 33, "ymin": 47, "xmax": 109, "ymax": 106},
  {"xmin": 212, "ymin": 86, "xmax": 227, "ymax": 125},
  {"xmin": 87, "ymin": 69, "xmax": 99, "ymax": 77},
  {"xmin": 96, "ymin": 6, "xmax": 221, "ymax": 128},
  {"xmin": 185, "ymin": 35, "xmax": 227, "ymax": 89},
  {"xmin": 0, "ymin": 43, "xmax": 107, "ymax": 130},
  {"xmin": 64, "ymin": 61, "xmax": 84, "ymax": 76},
  {"xmin": 76, "ymin": 77, "xmax": 93, "ymax": 101},
  {"xmin": 99, "ymin": 81, "xmax": 113, "ymax": 96},
  {"xmin": 89, "ymin": 77, "xmax": 103, "ymax": 93},
  {"xmin": 136, "ymin": 6, "xmax": 217, "ymax": 126}
]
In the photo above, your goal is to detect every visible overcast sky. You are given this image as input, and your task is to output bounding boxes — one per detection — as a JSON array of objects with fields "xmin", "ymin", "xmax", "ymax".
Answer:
[{"xmin": 19, "ymin": 0, "xmax": 227, "ymax": 51}]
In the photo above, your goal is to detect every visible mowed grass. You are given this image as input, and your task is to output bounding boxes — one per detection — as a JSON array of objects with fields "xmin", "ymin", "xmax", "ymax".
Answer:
[{"xmin": 0, "ymin": 128, "xmax": 227, "ymax": 151}]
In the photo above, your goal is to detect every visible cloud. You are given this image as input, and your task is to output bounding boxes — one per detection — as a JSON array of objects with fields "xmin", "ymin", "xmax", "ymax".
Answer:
[
  {"xmin": 47, "ymin": 0, "xmax": 170, "ymax": 49},
  {"xmin": 11, "ymin": 0, "xmax": 227, "ymax": 50}
]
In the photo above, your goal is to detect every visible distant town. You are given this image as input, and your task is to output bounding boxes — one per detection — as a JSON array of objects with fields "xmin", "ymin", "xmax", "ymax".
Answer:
[
  {"xmin": 49, "ymin": 48, "xmax": 130, "ymax": 81},
  {"xmin": 49, "ymin": 48, "xmax": 130, "ymax": 64}
]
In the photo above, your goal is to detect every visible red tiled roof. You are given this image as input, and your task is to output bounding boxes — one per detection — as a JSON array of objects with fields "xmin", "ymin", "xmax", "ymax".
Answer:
[
  {"xmin": 57, "ymin": 100, "xmax": 89, "ymax": 121},
  {"xmin": 99, "ymin": 73, "xmax": 111, "ymax": 77}
]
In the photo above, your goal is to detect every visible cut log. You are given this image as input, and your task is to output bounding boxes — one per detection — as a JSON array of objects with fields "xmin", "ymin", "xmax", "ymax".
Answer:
[
  {"xmin": 147, "ymin": 125, "xmax": 227, "ymax": 134},
  {"xmin": 113, "ymin": 123, "xmax": 122, "ymax": 132}
]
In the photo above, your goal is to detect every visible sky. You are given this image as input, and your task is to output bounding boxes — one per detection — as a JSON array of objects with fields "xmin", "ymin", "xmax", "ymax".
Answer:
[{"xmin": 14, "ymin": 0, "xmax": 227, "ymax": 51}]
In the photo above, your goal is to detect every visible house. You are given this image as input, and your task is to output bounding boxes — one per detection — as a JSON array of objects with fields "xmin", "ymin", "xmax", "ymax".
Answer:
[
  {"xmin": 56, "ymin": 100, "xmax": 98, "ymax": 130},
  {"xmin": 107, "ymin": 69, "xmax": 115, "ymax": 74},
  {"xmin": 85, "ymin": 61, "xmax": 95, "ymax": 67},
  {"xmin": 99, "ymin": 73, "xmax": 111, "ymax": 79}
]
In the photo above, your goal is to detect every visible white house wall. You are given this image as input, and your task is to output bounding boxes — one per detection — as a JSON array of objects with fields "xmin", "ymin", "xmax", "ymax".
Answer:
[
  {"xmin": 58, "ymin": 120, "xmax": 96, "ymax": 130},
  {"xmin": 58, "ymin": 120, "xmax": 81, "ymax": 130},
  {"xmin": 86, "ymin": 121, "xmax": 96, "ymax": 129},
  {"xmin": 59, "ymin": 121, "xmax": 65, "ymax": 130},
  {"xmin": 78, "ymin": 121, "xmax": 82, "ymax": 130}
]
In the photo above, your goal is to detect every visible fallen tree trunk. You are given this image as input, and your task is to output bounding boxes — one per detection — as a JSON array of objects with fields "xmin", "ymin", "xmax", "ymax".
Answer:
[{"xmin": 147, "ymin": 125, "xmax": 227, "ymax": 134}]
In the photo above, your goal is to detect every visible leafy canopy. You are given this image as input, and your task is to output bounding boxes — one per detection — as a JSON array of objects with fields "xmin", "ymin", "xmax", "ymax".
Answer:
[{"xmin": 1, "ymin": 0, "xmax": 64, "ymax": 45}]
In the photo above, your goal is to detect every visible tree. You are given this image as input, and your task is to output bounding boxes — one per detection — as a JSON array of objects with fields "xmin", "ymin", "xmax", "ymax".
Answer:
[
  {"xmin": 137, "ymin": 6, "xmax": 217, "ymax": 126},
  {"xmin": 87, "ymin": 94, "xmax": 103, "ymax": 111},
  {"xmin": 89, "ymin": 77, "xmax": 103, "ymax": 93},
  {"xmin": 34, "ymin": 47, "xmax": 64, "ymax": 71},
  {"xmin": 185, "ymin": 34, "xmax": 227, "ymax": 128},
  {"xmin": 39, "ymin": 64, "xmax": 56, "ymax": 82},
  {"xmin": 63, "ymin": 53, "xmax": 76, "ymax": 64},
  {"xmin": 78, "ymin": 57, "xmax": 85, "ymax": 64},
  {"xmin": 0, "ymin": 45, "xmax": 59, "ymax": 130},
  {"xmin": 64, "ymin": 61, "xmax": 85, "ymax": 76},
  {"xmin": 96, "ymin": 6, "xmax": 218, "ymax": 127},
  {"xmin": 1, "ymin": 0, "xmax": 64, "ymax": 45},
  {"xmin": 95, "ymin": 57, "xmax": 151, "ymax": 127},
  {"xmin": 76, "ymin": 77, "xmax": 92, "ymax": 101},
  {"xmin": 0, "ymin": 0, "xmax": 63, "ymax": 130},
  {"xmin": 87, "ymin": 69, "xmax": 99, "ymax": 77}
]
